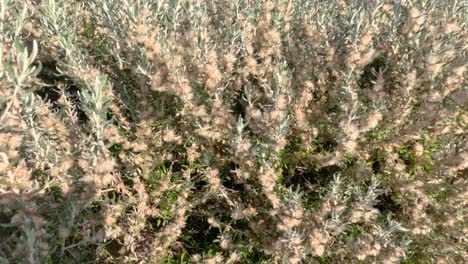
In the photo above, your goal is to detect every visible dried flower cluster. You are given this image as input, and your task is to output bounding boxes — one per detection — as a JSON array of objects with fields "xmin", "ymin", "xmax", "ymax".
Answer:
[{"xmin": 0, "ymin": 0, "xmax": 466, "ymax": 263}]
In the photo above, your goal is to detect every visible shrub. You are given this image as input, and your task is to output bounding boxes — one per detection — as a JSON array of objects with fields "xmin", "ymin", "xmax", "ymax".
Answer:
[{"xmin": 0, "ymin": 0, "xmax": 466, "ymax": 263}]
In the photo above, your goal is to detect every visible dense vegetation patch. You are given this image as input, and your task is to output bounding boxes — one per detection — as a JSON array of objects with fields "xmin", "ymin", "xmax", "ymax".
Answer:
[{"xmin": 0, "ymin": 0, "xmax": 466, "ymax": 263}]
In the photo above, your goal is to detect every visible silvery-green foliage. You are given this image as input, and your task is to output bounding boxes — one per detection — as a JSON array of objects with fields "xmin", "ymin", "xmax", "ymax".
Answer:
[{"xmin": 0, "ymin": 0, "xmax": 466, "ymax": 263}]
